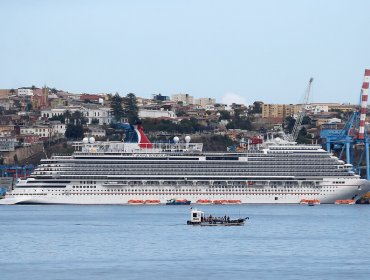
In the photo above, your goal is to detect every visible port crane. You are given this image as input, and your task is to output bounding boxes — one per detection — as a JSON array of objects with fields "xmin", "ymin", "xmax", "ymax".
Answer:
[
  {"xmin": 285, "ymin": 77, "xmax": 314, "ymax": 142},
  {"xmin": 320, "ymin": 69, "xmax": 370, "ymax": 179}
]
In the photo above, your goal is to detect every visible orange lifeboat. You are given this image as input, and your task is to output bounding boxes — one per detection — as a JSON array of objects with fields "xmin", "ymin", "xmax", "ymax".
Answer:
[
  {"xmin": 128, "ymin": 199, "xmax": 145, "ymax": 205},
  {"xmin": 213, "ymin": 200, "xmax": 227, "ymax": 205},
  {"xmin": 145, "ymin": 200, "xmax": 161, "ymax": 205},
  {"xmin": 335, "ymin": 199, "xmax": 355, "ymax": 205},
  {"xmin": 196, "ymin": 199, "xmax": 212, "ymax": 204},
  {"xmin": 300, "ymin": 199, "xmax": 320, "ymax": 205},
  {"xmin": 226, "ymin": 200, "xmax": 242, "ymax": 204}
]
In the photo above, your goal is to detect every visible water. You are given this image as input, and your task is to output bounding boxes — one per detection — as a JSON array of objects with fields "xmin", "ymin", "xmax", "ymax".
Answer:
[{"xmin": 0, "ymin": 205, "xmax": 369, "ymax": 280}]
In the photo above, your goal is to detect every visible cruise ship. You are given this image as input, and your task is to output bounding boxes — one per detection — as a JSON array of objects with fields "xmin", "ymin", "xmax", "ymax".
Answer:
[{"xmin": 1, "ymin": 124, "xmax": 369, "ymax": 205}]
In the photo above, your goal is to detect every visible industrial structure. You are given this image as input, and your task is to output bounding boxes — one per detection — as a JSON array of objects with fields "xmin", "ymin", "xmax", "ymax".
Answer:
[{"xmin": 320, "ymin": 69, "xmax": 370, "ymax": 179}]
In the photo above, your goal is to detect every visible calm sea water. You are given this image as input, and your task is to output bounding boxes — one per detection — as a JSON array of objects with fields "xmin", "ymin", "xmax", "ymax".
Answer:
[{"xmin": 0, "ymin": 205, "xmax": 369, "ymax": 280}]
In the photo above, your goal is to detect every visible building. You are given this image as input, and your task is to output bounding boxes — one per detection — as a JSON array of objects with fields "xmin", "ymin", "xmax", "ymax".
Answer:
[
  {"xmin": 50, "ymin": 121, "xmax": 66, "ymax": 137},
  {"xmin": 0, "ymin": 137, "xmax": 17, "ymax": 151},
  {"xmin": 262, "ymin": 104, "xmax": 285, "ymax": 118},
  {"xmin": 0, "ymin": 99, "xmax": 13, "ymax": 110},
  {"xmin": 152, "ymin": 94, "xmax": 170, "ymax": 101},
  {"xmin": 0, "ymin": 89, "xmax": 15, "ymax": 98},
  {"xmin": 305, "ymin": 104, "xmax": 329, "ymax": 114},
  {"xmin": 85, "ymin": 127, "xmax": 106, "ymax": 138},
  {"xmin": 32, "ymin": 87, "xmax": 49, "ymax": 109},
  {"xmin": 17, "ymin": 88, "xmax": 33, "ymax": 97},
  {"xmin": 194, "ymin": 98, "xmax": 216, "ymax": 107},
  {"xmin": 41, "ymin": 105, "xmax": 113, "ymax": 125},
  {"xmin": 171, "ymin": 93, "xmax": 194, "ymax": 105},
  {"xmin": 138, "ymin": 109, "xmax": 176, "ymax": 119},
  {"xmin": 84, "ymin": 106, "xmax": 112, "ymax": 125},
  {"xmin": 80, "ymin": 94, "xmax": 104, "ymax": 104},
  {"xmin": 284, "ymin": 104, "xmax": 301, "ymax": 117},
  {"xmin": 262, "ymin": 104, "xmax": 302, "ymax": 119}
]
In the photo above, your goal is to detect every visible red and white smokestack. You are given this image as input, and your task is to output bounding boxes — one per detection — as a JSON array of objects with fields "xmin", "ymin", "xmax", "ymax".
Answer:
[{"xmin": 358, "ymin": 69, "xmax": 370, "ymax": 140}]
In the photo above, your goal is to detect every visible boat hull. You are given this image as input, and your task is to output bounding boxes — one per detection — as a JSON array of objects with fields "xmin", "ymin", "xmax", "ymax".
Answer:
[{"xmin": 1, "ymin": 178, "xmax": 369, "ymax": 205}]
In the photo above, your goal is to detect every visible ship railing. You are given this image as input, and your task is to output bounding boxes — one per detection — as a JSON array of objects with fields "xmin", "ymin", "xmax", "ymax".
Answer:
[{"xmin": 73, "ymin": 141, "xmax": 203, "ymax": 154}]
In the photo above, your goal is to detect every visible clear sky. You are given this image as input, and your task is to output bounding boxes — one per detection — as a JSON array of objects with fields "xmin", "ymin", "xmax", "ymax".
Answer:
[{"xmin": 1, "ymin": 0, "xmax": 370, "ymax": 105}]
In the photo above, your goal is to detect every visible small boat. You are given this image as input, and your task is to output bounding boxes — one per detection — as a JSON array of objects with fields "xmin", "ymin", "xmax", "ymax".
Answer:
[
  {"xmin": 128, "ymin": 199, "xmax": 145, "ymax": 205},
  {"xmin": 335, "ymin": 199, "xmax": 355, "ymax": 205},
  {"xmin": 300, "ymin": 199, "xmax": 320, "ymax": 205},
  {"xmin": 145, "ymin": 199, "xmax": 161, "ymax": 205},
  {"xmin": 187, "ymin": 209, "xmax": 248, "ymax": 226},
  {"xmin": 166, "ymin": 199, "xmax": 191, "ymax": 205},
  {"xmin": 196, "ymin": 199, "xmax": 212, "ymax": 204}
]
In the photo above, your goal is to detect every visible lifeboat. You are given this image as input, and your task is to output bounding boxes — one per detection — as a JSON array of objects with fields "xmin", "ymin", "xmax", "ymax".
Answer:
[
  {"xmin": 128, "ymin": 199, "xmax": 145, "ymax": 205},
  {"xmin": 144, "ymin": 199, "xmax": 161, "ymax": 205},
  {"xmin": 196, "ymin": 199, "xmax": 212, "ymax": 204},
  {"xmin": 300, "ymin": 199, "xmax": 320, "ymax": 205},
  {"xmin": 335, "ymin": 199, "xmax": 355, "ymax": 205},
  {"xmin": 213, "ymin": 200, "xmax": 227, "ymax": 205},
  {"xmin": 226, "ymin": 200, "xmax": 242, "ymax": 204}
]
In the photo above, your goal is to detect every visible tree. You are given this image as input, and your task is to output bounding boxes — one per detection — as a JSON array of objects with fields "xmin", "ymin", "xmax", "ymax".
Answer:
[
  {"xmin": 176, "ymin": 110, "xmax": 187, "ymax": 117},
  {"xmin": 123, "ymin": 93, "xmax": 139, "ymax": 124},
  {"xmin": 26, "ymin": 102, "xmax": 33, "ymax": 111},
  {"xmin": 70, "ymin": 110, "xmax": 87, "ymax": 125},
  {"xmin": 285, "ymin": 116, "xmax": 295, "ymax": 134},
  {"xmin": 65, "ymin": 124, "xmax": 84, "ymax": 139},
  {"xmin": 91, "ymin": 118, "xmax": 99, "ymax": 125},
  {"xmin": 64, "ymin": 110, "xmax": 72, "ymax": 124},
  {"xmin": 13, "ymin": 154, "xmax": 18, "ymax": 164},
  {"xmin": 251, "ymin": 101, "xmax": 263, "ymax": 114},
  {"xmin": 110, "ymin": 93, "xmax": 124, "ymax": 122},
  {"xmin": 9, "ymin": 88, "xmax": 16, "ymax": 95},
  {"xmin": 219, "ymin": 110, "xmax": 231, "ymax": 120}
]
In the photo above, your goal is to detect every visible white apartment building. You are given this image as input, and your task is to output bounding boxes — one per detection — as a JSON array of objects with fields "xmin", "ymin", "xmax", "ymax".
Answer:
[
  {"xmin": 41, "ymin": 106, "xmax": 113, "ymax": 125},
  {"xmin": 305, "ymin": 104, "xmax": 329, "ymax": 114},
  {"xmin": 138, "ymin": 109, "xmax": 176, "ymax": 119},
  {"xmin": 50, "ymin": 121, "xmax": 66, "ymax": 137},
  {"xmin": 85, "ymin": 107, "xmax": 112, "ymax": 125},
  {"xmin": 18, "ymin": 89, "xmax": 33, "ymax": 97}
]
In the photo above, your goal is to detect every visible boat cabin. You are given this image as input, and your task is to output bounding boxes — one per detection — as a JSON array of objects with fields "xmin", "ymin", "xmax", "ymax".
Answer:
[{"xmin": 189, "ymin": 209, "xmax": 204, "ymax": 224}]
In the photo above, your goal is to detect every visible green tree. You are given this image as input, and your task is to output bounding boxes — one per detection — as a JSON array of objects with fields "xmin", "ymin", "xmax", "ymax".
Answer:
[
  {"xmin": 70, "ymin": 110, "xmax": 87, "ymax": 125},
  {"xmin": 13, "ymin": 154, "xmax": 18, "ymax": 164},
  {"xmin": 26, "ymin": 102, "xmax": 33, "ymax": 111},
  {"xmin": 285, "ymin": 116, "xmax": 295, "ymax": 134},
  {"xmin": 219, "ymin": 110, "xmax": 231, "ymax": 120},
  {"xmin": 123, "ymin": 93, "xmax": 139, "ymax": 124},
  {"xmin": 64, "ymin": 110, "xmax": 72, "ymax": 123},
  {"xmin": 65, "ymin": 124, "xmax": 84, "ymax": 139},
  {"xmin": 110, "ymin": 93, "xmax": 124, "ymax": 122},
  {"xmin": 251, "ymin": 101, "xmax": 263, "ymax": 114},
  {"xmin": 91, "ymin": 118, "xmax": 99, "ymax": 125}
]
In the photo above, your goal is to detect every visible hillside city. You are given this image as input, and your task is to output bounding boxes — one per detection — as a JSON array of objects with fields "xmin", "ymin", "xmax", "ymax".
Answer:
[{"xmin": 0, "ymin": 86, "xmax": 360, "ymax": 165}]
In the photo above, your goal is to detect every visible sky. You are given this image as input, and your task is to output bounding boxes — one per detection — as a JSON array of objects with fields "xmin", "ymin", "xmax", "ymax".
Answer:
[{"xmin": 1, "ymin": 0, "xmax": 370, "ymax": 105}]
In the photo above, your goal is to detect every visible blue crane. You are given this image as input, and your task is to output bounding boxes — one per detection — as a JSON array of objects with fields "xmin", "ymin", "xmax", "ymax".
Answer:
[{"xmin": 320, "ymin": 69, "xmax": 370, "ymax": 179}]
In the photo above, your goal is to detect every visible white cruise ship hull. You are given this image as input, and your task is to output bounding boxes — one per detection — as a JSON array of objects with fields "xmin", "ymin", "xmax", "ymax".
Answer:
[{"xmin": 1, "ymin": 178, "xmax": 369, "ymax": 205}]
